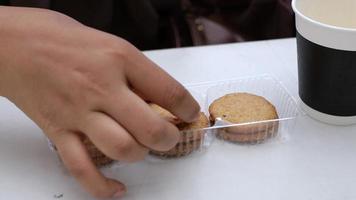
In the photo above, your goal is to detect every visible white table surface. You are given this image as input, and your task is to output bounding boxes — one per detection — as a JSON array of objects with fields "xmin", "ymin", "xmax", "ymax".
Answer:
[{"xmin": 1, "ymin": 38, "xmax": 356, "ymax": 200}]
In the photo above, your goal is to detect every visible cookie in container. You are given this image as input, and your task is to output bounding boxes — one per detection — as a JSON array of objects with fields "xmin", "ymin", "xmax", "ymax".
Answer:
[
  {"xmin": 205, "ymin": 75, "xmax": 299, "ymax": 144},
  {"xmin": 209, "ymin": 92, "xmax": 279, "ymax": 143},
  {"xmin": 149, "ymin": 104, "xmax": 209, "ymax": 158},
  {"xmin": 48, "ymin": 135, "xmax": 114, "ymax": 167}
]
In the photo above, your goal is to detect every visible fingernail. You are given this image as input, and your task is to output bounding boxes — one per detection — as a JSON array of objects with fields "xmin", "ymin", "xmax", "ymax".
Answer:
[
  {"xmin": 189, "ymin": 103, "xmax": 201, "ymax": 123},
  {"xmin": 113, "ymin": 186, "xmax": 126, "ymax": 198}
]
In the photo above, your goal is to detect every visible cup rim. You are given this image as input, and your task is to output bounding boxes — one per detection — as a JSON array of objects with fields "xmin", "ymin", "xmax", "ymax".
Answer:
[{"xmin": 292, "ymin": 0, "xmax": 356, "ymax": 32}]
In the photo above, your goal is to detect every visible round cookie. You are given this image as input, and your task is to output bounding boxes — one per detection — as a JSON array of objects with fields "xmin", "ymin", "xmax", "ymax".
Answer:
[
  {"xmin": 82, "ymin": 137, "xmax": 114, "ymax": 167},
  {"xmin": 149, "ymin": 104, "xmax": 209, "ymax": 157},
  {"xmin": 176, "ymin": 112, "xmax": 210, "ymax": 142},
  {"xmin": 209, "ymin": 93, "xmax": 279, "ymax": 143},
  {"xmin": 216, "ymin": 121, "xmax": 279, "ymax": 144},
  {"xmin": 149, "ymin": 140, "xmax": 202, "ymax": 157},
  {"xmin": 52, "ymin": 136, "xmax": 113, "ymax": 167}
]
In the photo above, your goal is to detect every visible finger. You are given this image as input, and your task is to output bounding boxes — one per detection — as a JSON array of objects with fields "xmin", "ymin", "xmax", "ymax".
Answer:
[
  {"xmin": 130, "ymin": 87, "xmax": 149, "ymax": 101},
  {"xmin": 103, "ymin": 88, "xmax": 180, "ymax": 151},
  {"xmin": 124, "ymin": 48, "xmax": 200, "ymax": 122},
  {"xmin": 54, "ymin": 131, "xmax": 126, "ymax": 198},
  {"xmin": 80, "ymin": 112, "xmax": 148, "ymax": 162}
]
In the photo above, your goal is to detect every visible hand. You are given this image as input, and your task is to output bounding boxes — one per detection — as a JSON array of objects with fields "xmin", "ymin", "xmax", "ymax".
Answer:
[{"xmin": 0, "ymin": 6, "xmax": 200, "ymax": 198}]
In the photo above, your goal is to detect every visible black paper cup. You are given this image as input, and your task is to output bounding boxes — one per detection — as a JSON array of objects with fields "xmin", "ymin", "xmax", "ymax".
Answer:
[{"xmin": 292, "ymin": 0, "xmax": 356, "ymax": 125}]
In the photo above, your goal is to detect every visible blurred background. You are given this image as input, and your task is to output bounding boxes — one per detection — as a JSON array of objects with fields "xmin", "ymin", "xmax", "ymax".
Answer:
[{"xmin": 4, "ymin": 0, "xmax": 295, "ymax": 50}]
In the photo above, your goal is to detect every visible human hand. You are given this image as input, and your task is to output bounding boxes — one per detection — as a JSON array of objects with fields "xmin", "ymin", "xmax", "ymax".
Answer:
[{"xmin": 0, "ymin": 6, "xmax": 200, "ymax": 198}]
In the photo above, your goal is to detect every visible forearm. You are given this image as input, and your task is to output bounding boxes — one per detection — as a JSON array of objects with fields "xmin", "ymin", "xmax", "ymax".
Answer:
[{"xmin": 0, "ymin": 6, "xmax": 12, "ymax": 97}]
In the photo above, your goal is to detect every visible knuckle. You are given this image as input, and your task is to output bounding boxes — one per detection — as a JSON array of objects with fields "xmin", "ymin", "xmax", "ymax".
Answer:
[
  {"xmin": 46, "ymin": 10, "xmax": 82, "ymax": 25},
  {"xmin": 45, "ymin": 10, "xmax": 69, "ymax": 20},
  {"xmin": 113, "ymin": 139, "xmax": 136, "ymax": 159},
  {"xmin": 110, "ymin": 47, "xmax": 127, "ymax": 62},
  {"xmin": 164, "ymin": 84, "xmax": 188, "ymax": 108},
  {"xmin": 103, "ymin": 38, "xmax": 131, "ymax": 62}
]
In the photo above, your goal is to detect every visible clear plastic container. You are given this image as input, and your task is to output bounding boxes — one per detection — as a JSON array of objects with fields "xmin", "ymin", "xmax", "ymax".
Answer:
[
  {"xmin": 48, "ymin": 74, "xmax": 300, "ymax": 162},
  {"xmin": 147, "ymin": 74, "xmax": 300, "ymax": 159}
]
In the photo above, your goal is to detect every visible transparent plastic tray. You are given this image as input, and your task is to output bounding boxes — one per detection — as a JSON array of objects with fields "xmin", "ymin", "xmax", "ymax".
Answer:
[
  {"xmin": 147, "ymin": 74, "xmax": 300, "ymax": 160},
  {"xmin": 49, "ymin": 74, "xmax": 299, "ymax": 159}
]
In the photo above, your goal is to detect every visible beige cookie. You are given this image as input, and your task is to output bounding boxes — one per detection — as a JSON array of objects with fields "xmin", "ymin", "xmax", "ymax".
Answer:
[
  {"xmin": 149, "ymin": 104, "xmax": 209, "ymax": 157},
  {"xmin": 82, "ymin": 137, "xmax": 114, "ymax": 167},
  {"xmin": 53, "ymin": 136, "xmax": 113, "ymax": 167},
  {"xmin": 150, "ymin": 140, "xmax": 203, "ymax": 157},
  {"xmin": 209, "ymin": 93, "xmax": 279, "ymax": 143}
]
